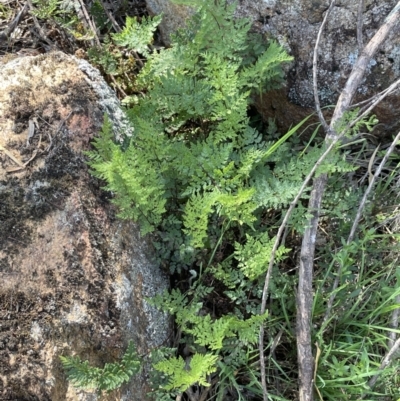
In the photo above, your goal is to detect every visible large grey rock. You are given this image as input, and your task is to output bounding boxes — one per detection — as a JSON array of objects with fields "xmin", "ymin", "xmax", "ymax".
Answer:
[
  {"xmin": 146, "ymin": 0, "xmax": 400, "ymax": 134},
  {"xmin": 0, "ymin": 52, "xmax": 169, "ymax": 401}
]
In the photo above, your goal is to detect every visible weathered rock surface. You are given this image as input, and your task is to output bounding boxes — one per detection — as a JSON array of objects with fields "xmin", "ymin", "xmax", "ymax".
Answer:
[
  {"xmin": 146, "ymin": 0, "xmax": 194, "ymax": 45},
  {"xmin": 146, "ymin": 0, "xmax": 400, "ymax": 135},
  {"xmin": 0, "ymin": 52, "xmax": 169, "ymax": 401}
]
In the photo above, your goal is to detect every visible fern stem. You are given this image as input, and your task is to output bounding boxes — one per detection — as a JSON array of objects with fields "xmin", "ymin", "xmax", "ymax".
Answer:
[{"xmin": 207, "ymin": 220, "xmax": 230, "ymax": 268}]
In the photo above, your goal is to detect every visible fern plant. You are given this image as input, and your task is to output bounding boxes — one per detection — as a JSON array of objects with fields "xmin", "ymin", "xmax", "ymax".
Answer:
[
  {"xmin": 87, "ymin": 13, "xmax": 161, "ymax": 95},
  {"xmin": 85, "ymin": 0, "xmax": 360, "ymax": 399},
  {"xmin": 87, "ymin": 0, "xmax": 302, "ymax": 242},
  {"xmin": 60, "ymin": 341, "xmax": 141, "ymax": 392},
  {"xmin": 154, "ymin": 353, "xmax": 218, "ymax": 392},
  {"xmin": 112, "ymin": 15, "xmax": 162, "ymax": 56}
]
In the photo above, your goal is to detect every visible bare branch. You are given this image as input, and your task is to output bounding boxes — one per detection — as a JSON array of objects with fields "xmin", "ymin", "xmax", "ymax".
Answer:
[
  {"xmin": 368, "ymin": 335, "xmax": 400, "ymax": 389},
  {"xmin": 388, "ymin": 295, "xmax": 400, "ymax": 349},
  {"xmin": 25, "ymin": 0, "xmax": 54, "ymax": 49},
  {"xmin": 0, "ymin": 3, "xmax": 28, "ymax": 42},
  {"xmin": 97, "ymin": 0, "xmax": 122, "ymax": 32},
  {"xmin": 323, "ymin": 130, "xmax": 400, "ymax": 325},
  {"xmin": 330, "ymin": 1, "xmax": 400, "ymax": 134},
  {"xmin": 259, "ymin": 134, "xmax": 343, "ymax": 401},
  {"xmin": 348, "ymin": 77, "xmax": 400, "ymax": 131},
  {"xmin": 77, "ymin": 0, "xmax": 101, "ymax": 47},
  {"xmin": 349, "ymin": 131, "xmax": 400, "ymax": 241},
  {"xmin": 313, "ymin": 0, "xmax": 336, "ymax": 132},
  {"xmin": 352, "ymin": 77, "xmax": 400, "ymax": 110},
  {"xmin": 297, "ymin": 176, "xmax": 327, "ymax": 401},
  {"xmin": 357, "ymin": 0, "xmax": 365, "ymax": 54},
  {"xmin": 297, "ymin": 2, "xmax": 400, "ymax": 400},
  {"xmin": 259, "ymin": 3, "xmax": 400, "ymax": 400}
]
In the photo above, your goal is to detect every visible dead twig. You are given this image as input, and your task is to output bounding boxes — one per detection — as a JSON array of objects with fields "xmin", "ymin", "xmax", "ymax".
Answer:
[
  {"xmin": 53, "ymin": 110, "xmax": 74, "ymax": 138},
  {"xmin": 76, "ymin": 0, "xmax": 101, "ymax": 47},
  {"xmin": 388, "ymin": 295, "xmax": 400, "ymax": 349},
  {"xmin": 367, "ymin": 144, "xmax": 380, "ymax": 184},
  {"xmin": 312, "ymin": 0, "xmax": 336, "ymax": 133},
  {"xmin": 26, "ymin": 0, "xmax": 55, "ymax": 49},
  {"xmin": 357, "ymin": 0, "xmax": 365, "ymax": 54},
  {"xmin": 259, "ymin": 2, "xmax": 400, "ymax": 401},
  {"xmin": 0, "ymin": 144, "xmax": 25, "ymax": 167},
  {"xmin": 297, "ymin": 174, "xmax": 327, "ymax": 401},
  {"xmin": 97, "ymin": 0, "xmax": 121, "ymax": 32},
  {"xmin": 109, "ymin": 74, "xmax": 128, "ymax": 98},
  {"xmin": 0, "ymin": 2, "xmax": 29, "ymax": 42},
  {"xmin": 323, "ymin": 130, "xmax": 400, "ymax": 325},
  {"xmin": 313, "ymin": 342, "xmax": 324, "ymax": 401},
  {"xmin": 352, "ymin": 76, "xmax": 400, "ymax": 113},
  {"xmin": 297, "ymin": 3, "xmax": 400, "ymax": 400},
  {"xmin": 295, "ymin": 3, "xmax": 337, "ymax": 399},
  {"xmin": 44, "ymin": 110, "xmax": 73, "ymax": 154},
  {"xmin": 367, "ymin": 335, "xmax": 400, "ymax": 390},
  {"xmin": 258, "ymin": 130, "xmax": 343, "ymax": 401},
  {"xmin": 348, "ymin": 77, "xmax": 400, "ymax": 133},
  {"xmin": 5, "ymin": 147, "xmax": 39, "ymax": 172},
  {"xmin": 330, "ymin": 2, "xmax": 400, "ymax": 136}
]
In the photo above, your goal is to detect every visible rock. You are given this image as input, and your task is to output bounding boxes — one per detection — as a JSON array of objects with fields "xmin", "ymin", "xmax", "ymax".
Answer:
[
  {"xmin": 145, "ymin": 0, "xmax": 400, "ymax": 135},
  {"xmin": 146, "ymin": 0, "xmax": 194, "ymax": 45},
  {"xmin": 0, "ymin": 52, "xmax": 170, "ymax": 401}
]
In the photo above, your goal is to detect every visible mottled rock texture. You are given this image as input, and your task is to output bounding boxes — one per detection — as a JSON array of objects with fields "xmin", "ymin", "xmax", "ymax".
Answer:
[
  {"xmin": 146, "ymin": 0, "xmax": 400, "ymax": 135},
  {"xmin": 146, "ymin": 0, "xmax": 194, "ymax": 45},
  {"xmin": 0, "ymin": 52, "xmax": 169, "ymax": 401}
]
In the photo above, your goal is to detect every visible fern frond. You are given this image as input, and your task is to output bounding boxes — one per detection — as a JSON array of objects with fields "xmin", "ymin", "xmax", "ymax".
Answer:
[
  {"xmin": 154, "ymin": 353, "xmax": 218, "ymax": 391},
  {"xmin": 183, "ymin": 192, "xmax": 218, "ymax": 248},
  {"xmin": 112, "ymin": 15, "xmax": 162, "ymax": 55},
  {"xmin": 234, "ymin": 233, "xmax": 290, "ymax": 280},
  {"xmin": 60, "ymin": 341, "xmax": 141, "ymax": 392}
]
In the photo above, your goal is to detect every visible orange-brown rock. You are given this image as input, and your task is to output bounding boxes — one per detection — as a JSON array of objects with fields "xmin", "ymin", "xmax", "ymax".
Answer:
[{"xmin": 0, "ymin": 52, "xmax": 169, "ymax": 401}]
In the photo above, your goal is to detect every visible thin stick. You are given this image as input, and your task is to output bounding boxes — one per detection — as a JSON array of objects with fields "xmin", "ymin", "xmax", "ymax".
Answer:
[
  {"xmin": 348, "ymin": 77, "xmax": 400, "ymax": 131},
  {"xmin": 388, "ymin": 294, "xmax": 400, "ymax": 349},
  {"xmin": 26, "ymin": 0, "xmax": 54, "ymax": 49},
  {"xmin": 350, "ymin": 76, "xmax": 400, "ymax": 109},
  {"xmin": 323, "ymin": 130, "xmax": 400, "ymax": 325},
  {"xmin": 297, "ymin": 175, "xmax": 327, "ymax": 401},
  {"xmin": 258, "ymin": 134, "xmax": 342, "ymax": 401},
  {"xmin": 0, "ymin": 2, "xmax": 28, "ymax": 41},
  {"xmin": 0, "ymin": 144, "xmax": 25, "ymax": 167},
  {"xmin": 258, "ymin": 3, "xmax": 400, "ymax": 400},
  {"xmin": 368, "ymin": 336, "xmax": 400, "ymax": 389},
  {"xmin": 77, "ymin": 0, "xmax": 101, "ymax": 47},
  {"xmin": 295, "ymin": 3, "xmax": 336, "ymax": 398},
  {"xmin": 109, "ymin": 74, "xmax": 128, "ymax": 98},
  {"xmin": 330, "ymin": 1, "xmax": 400, "ymax": 135},
  {"xmin": 313, "ymin": 0, "xmax": 336, "ymax": 132},
  {"xmin": 97, "ymin": 0, "xmax": 122, "ymax": 32},
  {"xmin": 296, "ymin": 2, "xmax": 400, "ymax": 400},
  {"xmin": 357, "ymin": 0, "xmax": 365, "ymax": 54}
]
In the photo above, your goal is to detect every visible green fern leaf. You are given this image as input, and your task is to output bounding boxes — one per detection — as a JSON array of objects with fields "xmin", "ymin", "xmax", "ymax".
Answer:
[{"xmin": 154, "ymin": 353, "xmax": 218, "ymax": 391}]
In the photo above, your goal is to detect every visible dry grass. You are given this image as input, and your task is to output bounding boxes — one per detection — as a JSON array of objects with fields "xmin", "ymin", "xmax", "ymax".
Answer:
[{"xmin": 0, "ymin": 0, "xmax": 148, "ymax": 59}]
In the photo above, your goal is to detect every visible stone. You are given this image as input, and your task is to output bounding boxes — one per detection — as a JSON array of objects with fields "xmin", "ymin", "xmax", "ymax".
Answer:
[
  {"xmin": 146, "ymin": 0, "xmax": 194, "ymax": 45},
  {"xmin": 0, "ymin": 52, "xmax": 170, "ymax": 401}
]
